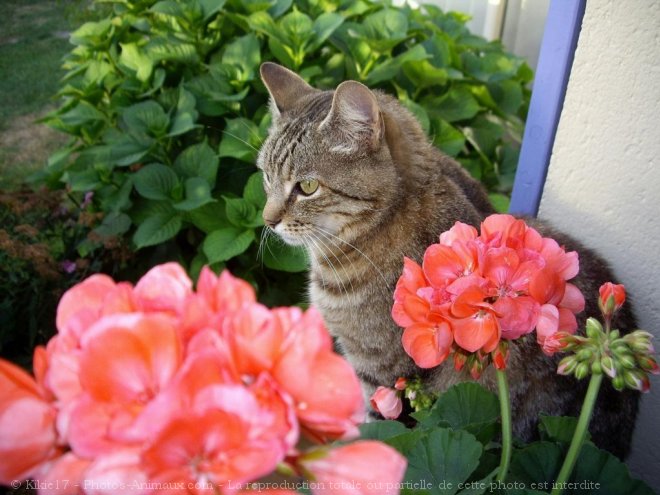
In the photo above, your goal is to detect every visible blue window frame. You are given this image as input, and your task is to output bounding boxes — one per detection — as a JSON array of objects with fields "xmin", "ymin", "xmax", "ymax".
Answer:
[{"xmin": 508, "ymin": 0, "xmax": 587, "ymax": 216}]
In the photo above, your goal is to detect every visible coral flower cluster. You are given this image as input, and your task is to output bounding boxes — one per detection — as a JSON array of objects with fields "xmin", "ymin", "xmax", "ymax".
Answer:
[
  {"xmin": 392, "ymin": 214, "xmax": 586, "ymax": 370},
  {"xmin": 0, "ymin": 263, "xmax": 406, "ymax": 494}
]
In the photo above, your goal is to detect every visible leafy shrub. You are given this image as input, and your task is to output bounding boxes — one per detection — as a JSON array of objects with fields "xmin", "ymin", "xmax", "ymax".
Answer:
[
  {"xmin": 0, "ymin": 189, "xmax": 133, "ymax": 366},
  {"xmin": 363, "ymin": 382, "xmax": 655, "ymax": 495},
  {"xmin": 43, "ymin": 0, "xmax": 532, "ymax": 304}
]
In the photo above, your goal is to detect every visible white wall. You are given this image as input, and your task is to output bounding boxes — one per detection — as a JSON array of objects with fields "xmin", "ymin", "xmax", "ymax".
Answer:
[{"xmin": 538, "ymin": 0, "xmax": 660, "ymax": 488}]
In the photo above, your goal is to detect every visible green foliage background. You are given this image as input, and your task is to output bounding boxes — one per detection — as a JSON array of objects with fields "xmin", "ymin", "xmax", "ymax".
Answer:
[
  {"xmin": 43, "ymin": 0, "xmax": 532, "ymax": 305},
  {"xmin": 362, "ymin": 383, "xmax": 655, "ymax": 495}
]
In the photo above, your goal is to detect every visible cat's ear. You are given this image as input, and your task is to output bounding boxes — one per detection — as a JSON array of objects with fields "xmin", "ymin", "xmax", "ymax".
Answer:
[
  {"xmin": 320, "ymin": 81, "xmax": 383, "ymax": 153},
  {"xmin": 260, "ymin": 62, "xmax": 316, "ymax": 118}
]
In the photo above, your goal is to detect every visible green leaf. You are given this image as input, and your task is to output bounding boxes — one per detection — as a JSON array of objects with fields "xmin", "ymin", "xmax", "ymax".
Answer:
[
  {"xmin": 247, "ymin": 11, "xmax": 283, "ymax": 41},
  {"xmin": 268, "ymin": 37, "xmax": 296, "ymax": 67},
  {"xmin": 70, "ymin": 19, "xmax": 112, "ymax": 46},
  {"xmin": 218, "ymin": 118, "xmax": 261, "ymax": 162},
  {"xmin": 488, "ymin": 193, "xmax": 510, "ymax": 214},
  {"xmin": 146, "ymin": 38, "xmax": 199, "ymax": 64},
  {"xmin": 100, "ymin": 176, "xmax": 134, "ymax": 213},
  {"xmin": 463, "ymin": 117, "xmax": 504, "ymax": 158},
  {"xmin": 463, "ymin": 52, "xmax": 520, "ymax": 83},
  {"xmin": 59, "ymin": 101, "xmax": 106, "ymax": 127},
  {"xmin": 488, "ymin": 80, "xmax": 523, "ymax": 115},
  {"xmin": 63, "ymin": 168, "xmax": 102, "ymax": 192},
  {"xmin": 263, "ymin": 236, "xmax": 309, "ymax": 272},
  {"xmin": 433, "ymin": 87, "xmax": 481, "ymax": 123},
  {"xmin": 174, "ymin": 142, "xmax": 219, "ymax": 187},
  {"xmin": 243, "ymin": 171, "xmax": 266, "ymax": 208},
  {"xmin": 537, "ymin": 415, "xmax": 587, "ymax": 445},
  {"xmin": 309, "ymin": 12, "xmax": 344, "ymax": 50},
  {"xmin": 402, "ymin": 100, "xmax": 430, "ymax": 135},
  {"xmin": 268, "ymin": 0, "xmax": 292, "ymax": 18},
  {"xmin": 199, "ymin": 0, "xmax": 227, "ymax": 20},
  {"xmin": 174, "ymin": 177, "xmax": 215, "ymax": 211},
  {"xmin": 203, "ymin": 227, "xmax": 255, "ymax": 263},
  {"xmin": 119, "ymin": 42, "xmax": 153, "ymax": 82},
  {"xmin": 188, "ymin": 200, "xmax": 229, "ymax": 233},
  {"xmin": 362, "ymin": 8, "xmax": 408, "ymax": 52},
  {"xmin": 508, "ymin": 441, "xmax": 563, "ymax": 489},
  {"xmin": 366, "ymin": 44, "xmax": 428, "ymax": 85},
  {"xmin": 92, "ymin": 136, "xmax": 153, "ymax": 167},
  {"xmin": 404, "ymin": 428, "xmax": 482, "ymax": 495},
  {"xmin": 419, "ymin": 382, "xmax": 499, "ymax": 431},
  {"xmin": 150, "ymin": 0, "xmax": 186, "ymax": 18},
  {"xmin": 94, "ymin": 212, "xmax": 132, "ymax": 238},
  {"xmin": 222, "ymin": 33, "xmax": 261, "ymax": 79},
  {"xmin": 280, "ymin": 10, "xmax": 314, "ymax": 46},
  {"xmin": 168, "ymin": 87, "xmax": 199, "ymax": 137},
  {"xmin": 432, "ymin": 119, "xmax": 465, "ymax": 157},
  {"xmin": 403, "ymin": 60, "xmax": 448, "ymax": 89},
  {"xmin": 571, "ymin": 444, "xmax": 655, "ymax": 495},
  {"xmin": 359, "ymin": 420, "xmax": 409, "ymax": 441},
  {"xmin": 417, "ymin": 382, "xmax": 499, "ymax": 444},
  {"xmin": 122, "ymin": 101, "xmax": 169, "ymax": 136},
  {"xmin": 133, "ymin": 212, "xmax": 182, "ymax": 248},
  {"xmin": 133, "ymin": 163, "xmax": 179, "ymax": 200},
  {"xmin": 225, "ymin": 197, "xmax": 258, "ymax": 227}
]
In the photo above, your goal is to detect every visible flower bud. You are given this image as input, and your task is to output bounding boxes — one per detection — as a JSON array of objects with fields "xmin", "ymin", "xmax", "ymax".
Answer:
[
  {"xmin": 623, "ymin": 369, "xmax": 650, "ymax": 393},
  {"xmin": 624, "ymin": 332, "xmax": 655, "ymax": 354},
  {"xmin": 575, "ymin": 362, "xmax": 590, "ymax": 380},
  {"xmin": 585, "ymin": 318, "xmax": 604, "ymax": 340},
  {"xmin": 598, "ymin": 282, "xmax": 626, "ymax": 318},
  {"xmin": 600, "ymin": 355, "xmax": 616, "ymax": 378},
  {"xmin": 557, "ymin": 355, "xmax": 578, "ymax": 376},
  {"xmin": 453, "ymin": 351, "xmax": 468, "ymax": 372},
  {"xmin": 370, "ymin": 386, "xmax": 403, "ymax": 420},
  {"xmin": 637, "ymin": 355, "xmax": 660, "ymax": 375},
  {"xmin": 612, "ymin": 375, "xmax": 626, "ymax": 391},
  {"xmin": 576, "ymin": 348, "xmax": 594, "ymax": 362},
  {"xmin": 492, "ymin": 341, "xmax": 510, "ymax": 370},
  {"xmin": 608, "ymin": 329, "xmax": 621, "ymax": 341},
  {"xmin": 591, "ymin": 360, "xmax": 603, "ymax": 375},
  {"xmin": 617, "ymin": 353, "xmax": 636, "ymax": 370},
  {"xmin": 469, "ymin": 358, "xmax": 483, "ymax": 380},
  {"xmin": 394, "ymin": 377, "xmax": 407, "ymax": 391}
]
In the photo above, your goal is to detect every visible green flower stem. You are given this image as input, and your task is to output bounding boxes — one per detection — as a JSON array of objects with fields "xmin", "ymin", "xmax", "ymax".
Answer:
[
  {"xmin": 496, "ymin": 368, "xmax": 512, "ymax": 482},
  {"xmin": 551, "ymin": 372, "xmax": 604, "ymax": 495}
]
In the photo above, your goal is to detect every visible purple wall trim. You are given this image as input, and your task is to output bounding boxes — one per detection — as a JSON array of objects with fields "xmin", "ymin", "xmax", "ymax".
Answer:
[{"xmin": 508, "ymin": 0, "xmax": 587, "ymax": 216}]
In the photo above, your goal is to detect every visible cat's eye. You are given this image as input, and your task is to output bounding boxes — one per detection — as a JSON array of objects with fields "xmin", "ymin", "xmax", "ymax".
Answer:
[{"xmin": 298, "ymin": 179, "xmax": 319, "ymax": 196}]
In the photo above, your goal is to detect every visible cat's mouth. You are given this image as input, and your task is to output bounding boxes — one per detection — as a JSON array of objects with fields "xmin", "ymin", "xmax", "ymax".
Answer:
[{"xmin": 271, "ymin": 222, "xmax": 307, "ymax": 247}]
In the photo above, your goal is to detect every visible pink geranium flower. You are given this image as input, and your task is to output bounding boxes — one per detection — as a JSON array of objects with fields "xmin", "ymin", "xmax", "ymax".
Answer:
[
  {"xmin": 1, "ymin": 263, "xmax": 391, "ymax": 493},
  {"xmin": 370, "ymin": 386, "xmax": 403, "ymax": 419},
  {"xmin": 392, "ymin": 215, "xmax": 585, "ymax": 371},
  {"xmin": 0, "ymin": 357, "xmax": 59, "ymax": 483},
  {"xmin": 300, "ymin": 441, "xmax": 407, "ymax": 495}
]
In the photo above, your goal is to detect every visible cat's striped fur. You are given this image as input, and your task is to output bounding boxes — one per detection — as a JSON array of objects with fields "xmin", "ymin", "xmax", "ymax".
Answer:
[{"xmin": 256, "ymin": 62, "xmax": 639, "ymax": 458}]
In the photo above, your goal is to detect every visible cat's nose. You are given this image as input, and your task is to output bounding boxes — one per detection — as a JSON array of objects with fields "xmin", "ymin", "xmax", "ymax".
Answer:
[{"xmin": 264, "ymin": 216, "xmax": 281, "ymax": 228}]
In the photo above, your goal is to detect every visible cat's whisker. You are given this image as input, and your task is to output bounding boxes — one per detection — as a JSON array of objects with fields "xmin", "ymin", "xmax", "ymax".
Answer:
[
  {"xmin": 263, "ymin": 227, "xmax": 279, "ymax": 261},
  {"xmin": 311, "ymin": 228, "xmax": 359, "ymax": 297},
  {"xmin": 309, "ymin": 237, "xmax": 348, "ymax": 296},
  {"xmin": 257, "ymin": 227, "xmax": 268, "ymax": 267},
  {"xmin": 314, "ymin": 225, "xmax": 390, "ymax": 289},
  {"xmin": 220, "ymin": 129, "xmax": 260, "ymax": 153},
  {"xmin": 224, "ymin": 108, "xmax": 266, "ymax": 146},
  {"xmin": 307, "ymin": 232, "xmax": 353, "ymax": 306},
  {"xmin": 309, "ymin": 231, "xmax": 358, "ymax": 309},
  {"xmin": 302, "ymin": 235, "xmax": 327, "ymax": 290}
]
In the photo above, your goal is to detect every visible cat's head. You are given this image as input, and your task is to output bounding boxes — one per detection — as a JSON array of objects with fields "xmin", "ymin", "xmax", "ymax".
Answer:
[{"xmin": 256, "ymin": 62, "xmax": 401, "ymax": 248}]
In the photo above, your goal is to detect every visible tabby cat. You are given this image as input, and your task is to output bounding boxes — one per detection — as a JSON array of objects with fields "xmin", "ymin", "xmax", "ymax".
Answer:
[{"xmin": 256, "ymin": 62, "xmax": 639, "ymax": 458}]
